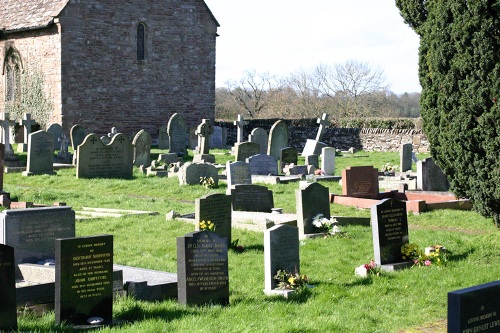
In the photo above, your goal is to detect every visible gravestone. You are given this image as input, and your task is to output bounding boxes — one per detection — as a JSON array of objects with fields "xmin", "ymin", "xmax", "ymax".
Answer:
[
  {"xmin": 280, "ymin": 147, "xmax": 298, "ymax": 173},
  {"xmin": 210, "ymin": 126, "xmax": 226, "ymax": 149},
  {"xmin": 305, "ymin": 155, "xmax": 319, "ymax": 169},
  {"xmin": 158, "ymin": 125, "xmax": 169, "ymax": 149},
  {"xmin": 321, "ymin": 147, "xmax": 336, "ymax": 175},
  {"xmin": 249, "ymin": 127, "xmax": 268, "ymax": 155},
  {"xmin": 417, "ymin": 157, "xmax": 450, "ymax": 191},
  {"xmin": 0, "ymin": 144, "xmax": 4, "ymax": 191},
  {"xmin": 0, "ymin": 113, "xmax": 15, "ymax": 161},
  {"xmin": 46, "ymin": 123, "xmax": 64, "ymax": 151},
  {"xmin": 196, "ymin": 193, "xmax": 232, "ymax": 245},
  {"xmin": 233, "ymin": 114, "xmax": 248, "ymax": 144},
  {"xmin": 371, "ymin": 198, "xmax": 410, "ymax": 267},
  {"xmin": 264, "ymin": 224, "xmax": 300, "ymax": 292},
  {"xmin": 0, "ymin": 244, "xmax": 17, "ymax": 331},
  {"xmin": 70, "ymin": 124, "xmax": 87, "ymax": 151},
  {"xmin": 226, "ymin": 161, "xmax": 252, "ymax": 190},
  {"xmin": 57, "ymin": 134, "xmax": 71, "ymax": 161},
  {"xmin": 267, "ymin": 120, "xmax": 289, "ymax": 160},
  {"xmin": 230, "ymin": 184, "xmax": 274, "ymax": 212},
  {"xmin": 342, "ymin": 166, "xmax": 379, "ymax": 199},
  {"xmin": 400, "ymin": 143, "xmax": 413, "ymax": 172},
  {"xmin": 296, "ymin": 182, "xmax": 330, "ymax": 238},
  {"xmin": 18, "ymin": 113, "xmax": 34, "ymax": 152},
  {"xmin": 177, "ymin": 231, "xmax": 229, "ymax": 306},
  {"xmin": 76, "ymin": 133, "xmax": 134, "ymax": 179},
  {"xmin": 132, "ymin": 129, "xmax": 152, "ymax": 167},
  {"xmin": 0, "ymin": 206, "xmax": 75, "ymax": 269},
  {"xmin": 448, "ymin": 280, "xmax": 500, "ymax": 333},
  {"xmin": 55, "ymin": 234, "xmax": 113, "ymax": 326},
  {"xmin": 178, "ymin": 162, "xmax": 219, "ymax": 186},
  {"xmin": 301, "ymin": 113, "xmax": 330, "ymax": 156},
  {"xmin": 22, "ymin": 130, "xmax": 56, "ymax": 176},
  {"xmin": 195, "ymin": 119, "xmax": 214, "ymax": 155},
  {"xmin": 167, "ymin": 113, "xmax": 187, "ymax": 156},
  {"xmin": 234, "ymin": 141, "xmax": 260, "ymax": 162},
  {"xmin": 246, "ymin": 154, "xmax": 279, "ymax": 175}
]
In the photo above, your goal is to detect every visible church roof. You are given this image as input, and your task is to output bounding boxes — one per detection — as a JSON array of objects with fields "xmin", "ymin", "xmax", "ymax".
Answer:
[{"xmin": 0, "ymin": 0, "xmax": 69, "ymax": 33}]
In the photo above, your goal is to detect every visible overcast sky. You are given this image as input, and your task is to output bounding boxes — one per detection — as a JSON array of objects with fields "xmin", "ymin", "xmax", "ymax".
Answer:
[{"xmin": 204, "ymin": 0, "xmax": 421, "ymax": 94}]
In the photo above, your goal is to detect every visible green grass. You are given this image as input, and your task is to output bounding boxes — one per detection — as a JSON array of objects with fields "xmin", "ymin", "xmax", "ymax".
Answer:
[{"xmin": 6, "ymin": 150, "xmax": 499, "ymax": 332}]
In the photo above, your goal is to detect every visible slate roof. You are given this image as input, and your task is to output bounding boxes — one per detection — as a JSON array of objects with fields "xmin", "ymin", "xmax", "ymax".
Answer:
[{"xmin": 0, "ymin": 0, "xmax": 69, "ymax": 33}]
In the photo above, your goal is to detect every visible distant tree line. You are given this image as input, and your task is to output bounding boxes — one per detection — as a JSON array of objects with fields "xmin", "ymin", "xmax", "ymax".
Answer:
[{"xmin": 215, "ymin": 60, "xmax": 421, "ymax": 124}]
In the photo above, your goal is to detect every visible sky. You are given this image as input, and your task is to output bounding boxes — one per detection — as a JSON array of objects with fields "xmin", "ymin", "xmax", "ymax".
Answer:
[{"xmin": 203, "ymin": 0, "xmax": 422, "ymax": 94}]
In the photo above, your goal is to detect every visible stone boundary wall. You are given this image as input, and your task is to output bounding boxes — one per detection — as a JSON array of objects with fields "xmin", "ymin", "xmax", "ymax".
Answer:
[{"xmin": 215, "ymin": 118, "xmax": 429, "ymax": 153}]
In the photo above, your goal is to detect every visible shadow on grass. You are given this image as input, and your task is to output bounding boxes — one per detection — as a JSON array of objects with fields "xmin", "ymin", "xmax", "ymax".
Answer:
[
  {"xmin": 266, "ymin": 287, "xmax": 313, "ymax": 304},
  {"xmin": 447, "ymin": 248, "xmax": 474, "ymax": 262}
]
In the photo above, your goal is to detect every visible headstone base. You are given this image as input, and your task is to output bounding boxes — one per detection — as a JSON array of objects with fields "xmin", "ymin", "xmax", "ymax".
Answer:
[
  {"xmin": 263, "ymin": 289, "xmax": 296, "ymax": 298},
  {"xmin": 22, "ymin": 171, "xmax": 56, "ymax": 176},
  {"xmin": 301, "ymin": 139, "xmax": 328, "ymax": 157},
  {"xmin": 192, "ymin": 154, "xmax": 215, "ymax": 164},
  {"xmin": 379, "ymin": 261, "xmax": 413, "ymax": 272}
]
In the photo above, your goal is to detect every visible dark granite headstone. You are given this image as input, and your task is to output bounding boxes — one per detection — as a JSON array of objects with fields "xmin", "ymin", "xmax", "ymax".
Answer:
[
  {"xmin": 177, "ymin": 231, "xmax": 229, "ymax": 306},
  {"xmin": 342, "ymin": 166, "xmax": 379, "ymax": 199},
  {"xmin": 371, "ymin": 198, "xmax": 410, "ymax": 266},
  {"xmin": 400, "ymin": 143, "xmax": 413, "ymax": 172},
  {"xmin": 305, "ymin": 155, "xmax": 319, "ymax": 169},
  {"xmin": 280, "ymin": 147, "xmax": 298, "ymax": 172},
  {"xmin": 0, "ymin": 244, "xmax": 17, "ymax": 331},
  {"xmin": 448, "ymin": 280, "xmax": 500, "ymax": 333},
  {"xmin": 226, "ymin": 161, "xmax": 252, "ymax": 190},
  {"xmin": 296, "ymin": 182, "xmax": 330, "ymax": 238},
  {"xmin": 55, "ymin": 235, "xmax": 114, "ymax": 326},
  {"xmin": 196, "ymin": 193, "xmax": 232, "ymax": 245},
  {"xmin": 230, "ymin": 184, "xmax": 274, "ymax": 213}
]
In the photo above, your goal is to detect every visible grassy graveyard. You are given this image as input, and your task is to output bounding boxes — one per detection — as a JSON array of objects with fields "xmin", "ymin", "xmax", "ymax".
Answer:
[{"xmin": 4, "ymin": 150, "xmax": 499, "ymax": 332}]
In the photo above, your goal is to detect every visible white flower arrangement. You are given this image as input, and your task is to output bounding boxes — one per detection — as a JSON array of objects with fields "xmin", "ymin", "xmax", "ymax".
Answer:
[{"xmin": 312, "ymin": 214, "xmax": 343, "ymax": 236}]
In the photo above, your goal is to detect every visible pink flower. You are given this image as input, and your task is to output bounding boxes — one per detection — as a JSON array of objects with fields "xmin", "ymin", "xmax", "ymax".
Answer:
[{"xmin": 424, "ymin": 260, "xmax": 431, "ymax": 266}]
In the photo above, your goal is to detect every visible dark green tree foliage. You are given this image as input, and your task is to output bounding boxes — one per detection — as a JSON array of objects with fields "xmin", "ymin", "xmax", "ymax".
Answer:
[{"xmin": 397, "ymin": 0, "xmax": 500, "ymax": 225}]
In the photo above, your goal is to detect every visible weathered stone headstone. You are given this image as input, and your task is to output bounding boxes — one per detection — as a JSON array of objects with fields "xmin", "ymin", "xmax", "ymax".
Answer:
[
  {"xmin": 246, "ymin": 154, "xmax": 279, "ymax": 175},
  {"xmin": 235, "ymin": 141, "xmax": 260, "ymax": 162},
  {"xmin": 196, "ymin": 193, "xmax": 232, "ymax": 245},
  {"xmin": 0, "ymin": 244, "xmax": 17, "ymax": 331},
  {"xmin": 305, "ymin": 155, "xmax": 319, "ymax": 169},
  {"xmin": 267, "ymin": 120, "xmax": 289, "ymax": 160},
  {"xmin": 371, "ymin": 198, "xmax": 410, "ymax": 267},
  {"xmin": 264, "ymin": 224, "xmax": 300, "ymax": 292},
  {"xmin": 0, "ymin": 144, "xmax": 4, "ymax": 191},
  {"xmin": 57, "ymin": 134, "xmax": 71, "ymax": 161},
  {"xmin": 158, "ymin": 125, "xmax": 169, "ymax": 150},
  {"xmin": 301, "ymin": 113, "xmax": 330, "ymax": 156},
  {"xmin": 46, "ymin": 123, "xmax": 64, "ymax": 151},
  {"xmin": 417, "ymin": 157, "xmax": 450, "ymax": 191},
  {"xmin": 296, "ymin": 182, "xmax": 330, "ymax": 238},
  {"xmin": 177, "ymin": 231, "xmax": 229, "ymax": 306},
  {"xmin": 55, "ymin": 235, "xmax": 113, "ymax": 326},
  {"xmin": 210, "ymin": 126, "xmax": 226, "ymax": 149},
  {"xmin": 158, "ymin": 153, "xmax": 179, "ymax": 166},
  {"xmin": 178, "ymin": 162, "xmax": 218, "ymax": 186},
  {"xmin": 321, "ymin": 147, "xmax": 336, "ymax": 175},
  {"xmin": 448, "ymin": 281, "xmax": 500, "ymax": 333},
  {"xmin": 70, "ymin": 124, "xmax": 86, "ymax": 150},
  {"xmin": 280, "ymin": 147, "xmax": 298, "ymax": 173},
  {"xmin": 233, "ymin": 114, "xmax": 248, "ymax": 144},
  {"xmin": 18, "ymin": 113, "xmax": 34, "ymax": 153},
  {"xmin": 342, "ymin": 166, "xmax": 379, "ymax": 199},
  {"xmin": 76, "ymin": 133, "xmax": 133, "ymax": 179},
  {"xmin": 0, "ymin": 113, "xmax": 15, "ymax": 160},
  {"xmin": 226, "ymin": 161, "xmax": 252, "ymax": 190},
  {"xmin": 249, "ymin": 127, "xmax": 268, "ymax": 155},
  {"xmin": 0, "ymin": 206, "xmax": 75, "ymax": 268},
  {"xmin": 167, "ymin": 113, "xmax": 187, "ymax": 156},
  {"xmin": 132, "ymin": 129, "xmax": 152, "ymax": 167},
  {"xmin": 22, "ymin": 130, "xmax": 56, "ymax": 176},
  {"xmin": 195, "ymin": 119, "xmax": 214, "ymax": 155},
  {"xmin": 399, "ymin": 143, "xmax": 413, "ymax": 172},
  {"xmin": 230, "ymin": 184, "xmax": 274, "ymax": 212}
]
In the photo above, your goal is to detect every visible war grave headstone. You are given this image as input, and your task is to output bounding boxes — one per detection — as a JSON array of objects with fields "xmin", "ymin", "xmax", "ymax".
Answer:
[
  {"xmin": 158, "ymin": 125, "xmax": 169, "ymax": 149},
  {"xmin": 280, "ymin": 147, "xmax": 298, "ymax": 173},
  {"xmin": 342, "ymin": 166, "xmax": 379, "ymax": 199},
  {"xmin": 76, "ymin": 133, "xmax": 133, "ymax": 179},
  {"xmin": 226, "ymin": 161, "xmax": 252, "ymax": 191},
  {"xmin": 321, "ymin": 147, "xmax": 336, "ymax": 176},
  {"xmin": 264, "ymin": 224, "xmax": 300, "ymax": 297},
  {"xmin": 210, "ymin": 126, "xmax": 226, "ymax": 149},
  {"xmin": 233, "ymin": 114, "xmax": 248, "ymax": 144},
  {"xmin": 234, "ymin": 141, "xmax": 260, "ymax": 162},
  {"xmin": 371, "ymin": 198, "xmax": 412, "ymax": 271},
  {"xmin": 0, "ymin": 244, "xmax": 17, "ymax": 331},
  {"xmin": 400, "ymin": 143, "xmax": 413, "ymax": 172},
  {"xmin": 177, "ymin": 231, "xmax": 229, "ymax": 306},
  {"xmin": 22, "ymin": 130, "xmax": 56, "ymax": 176},
  {"xmin": 305, "ymin": 155, "xmax": 319, "ymax": 169},
  {"xmin": 132, "ymin": 129, "xmax": 152, "ymax": 167},
  {"xmin": 178, "ymin": 162, "xmax": 219, "ymax": 186},
  {"xmin": 230, "ymin": 184, "xmax": 274, "ymax": 213},
  {"xmin": 46, "ymin": 123, "xmax": 64, "ymax": 151},
  {"xmin": 18, "ymin": 113, "xmax": 35, "ymax": 153},
  {"xmin": 0, "ymin": 113, "xmax": 15, "ymax": 161},
  {"xmin": 249, "ymin": 127, "xmax": 268, "ymax": 155},
  {"xmin": 267, "ymin": 120, "xmax": 289, "ymax": 160},
  {"xmin": 168, "ymin": 113, "xmax": 187, "ymax": 156},
  {"xmin": 448, "ymin": 280, "xmax": 500, "ymax": 333},
  {"xmin": 55, "ymin": 234, "xmax": 113, "ymax": 326},
  {"xmin": 195, "ymin": 119, "xmax": 214, "ymax": 155},
  {"xmin": 296, "ymin": 182, "xmax": 330, "ymax": 239},
  {"xmin": 301, "ymin": 113, "xmax": 329, "ymax": 156},
  {"xmin": 246, "ymin": 154, "xmax": 278, "ymax": 176},
  {"xmin": 196, "ymin": 193, "xmax": 232, "ymax": 245},
  {"xmin": 417, "ymin": 157, "xmax": 450, "ymax": 191}
]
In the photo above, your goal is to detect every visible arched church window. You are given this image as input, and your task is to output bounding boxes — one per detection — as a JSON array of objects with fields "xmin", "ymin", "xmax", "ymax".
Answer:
[
  {"xmin": 4, "ymin": 48, "xmax": 22, "ymax": 103},
  {"xmin": 137, "ymin": 23, "xmax": 146, "ymax": 61}
]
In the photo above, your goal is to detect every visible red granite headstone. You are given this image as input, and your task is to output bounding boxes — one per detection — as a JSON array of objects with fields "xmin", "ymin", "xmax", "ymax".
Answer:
[{"xmin": 342, "ymin": 166, "xmax": 379, "ymax": 199}]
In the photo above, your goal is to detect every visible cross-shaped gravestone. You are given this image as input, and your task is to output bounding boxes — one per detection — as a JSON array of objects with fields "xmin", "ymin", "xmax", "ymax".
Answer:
[
  {"xmin": 195, "ymin": 119, "xmax": 214, "ymax": 154},
  {"xmin": 233, "ymin": 114, "xmax": 248, "ymax": 144},
  {"xmin": 18, "ymin": 113, "xmax": 34, "ymax": 152},
  {"xmin": 58, "ymin": 134, "xmax": 70, "ymax": 159},
  {"xmin": 315, "ymin": 113, "xmax": 329, "ymax": 141},
  {"xmin": 0, "ymin": 113, "xmax": 14, "ymax": 158},
  {"xmin": 108, "ymin": 127, "xmax": 118, "ymax": 138}
]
